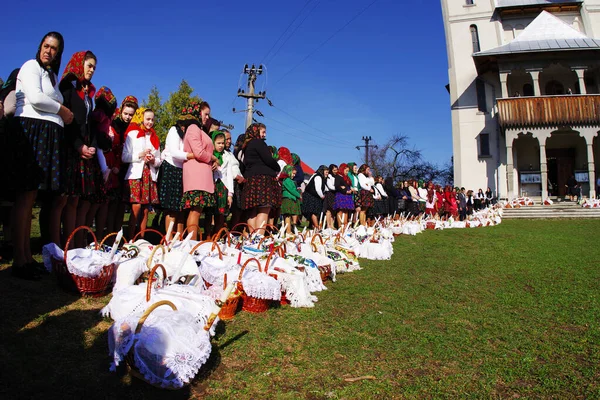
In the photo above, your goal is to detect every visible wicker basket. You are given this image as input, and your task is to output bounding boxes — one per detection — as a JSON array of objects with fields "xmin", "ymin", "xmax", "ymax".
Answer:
[
  {"xmin": 217, "ymin": 275, "xmax": 240, "ymax": 321},
  {"xmin": 238, "ymin": 258, "xmax": 271, "ymax": 313},
  {"xmin": 53, "ymin": 226, "xmax": 115, "ymax": 297},
  {"xmin": 426, "ymin": 221, "xmax": 436, "ymax": 230},
  {"xmin": 190, "ymin": 240, "xmax": 224, "ymax": 289},
  {"xmin": 124, "ymin": 300, "xmax": 182, "ymax": 390},
  {"xmin": 134, "ymin": 244, "xmax": 167, "ymax": 285}
]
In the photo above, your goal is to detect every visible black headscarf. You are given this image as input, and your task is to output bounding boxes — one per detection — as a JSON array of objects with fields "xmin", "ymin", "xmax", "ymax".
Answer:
[{"xmin": 35, "ymin": 32, "xmax": 64, "ymax": 85}]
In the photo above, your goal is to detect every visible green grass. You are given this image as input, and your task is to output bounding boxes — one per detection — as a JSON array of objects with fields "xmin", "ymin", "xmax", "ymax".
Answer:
[{"xmin": 1, "ymin": 219, "xmax": 599, "ymax": 399}]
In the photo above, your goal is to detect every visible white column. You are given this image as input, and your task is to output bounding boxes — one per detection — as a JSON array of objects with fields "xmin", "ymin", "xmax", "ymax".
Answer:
[
  {"xmin": 506, "ymin": 144, "xmax": 514, "ymax": 199},
  {"xmin": 540, "ymin": 143, "xmax": 548, "ymax": 199},
  {"xmin": 529, "ymin": 70, "xmax": 541, "ymax": 96},
  {"xmin": 587, "ymin": 143, "xmax": 596, "ymax": 199},
  {"xmin": 500, "ymin": 71, "xmax": 510, "ymax": 98},
  {"xmin": 573, "ymin": 68, "xmax": 587, "ymax": 94}
]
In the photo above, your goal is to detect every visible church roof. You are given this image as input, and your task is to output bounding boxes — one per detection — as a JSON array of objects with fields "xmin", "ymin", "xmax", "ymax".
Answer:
[
  {"xmin": 474, "ymin": 10, "xmax": 600, "ymax": 57},
  {"xmin": 495, "ymin": 0, "xmax": 582, "ymax": 9}
]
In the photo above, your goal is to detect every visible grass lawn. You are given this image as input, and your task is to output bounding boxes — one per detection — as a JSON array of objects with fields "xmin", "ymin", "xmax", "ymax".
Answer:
[{"xmin": 1, "ymin": 219, "xmax": 599, "ymax": 399}]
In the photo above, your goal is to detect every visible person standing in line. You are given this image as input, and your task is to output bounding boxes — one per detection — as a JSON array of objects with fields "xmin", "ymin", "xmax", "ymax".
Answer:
[
  {"xmin": 107, "ymin": 96, "xmax": 138, "ymax": 234},
  {"xmin": 86, "ymin": 86, "xmax": 117, "ymax": 238},
  {"xmin": 458, "ymin": 187, "xmax": 467, "ymax": 221},
  {"xmin": 157, "ymin": 105, "xmax": 198, "ymax": 241},
  {"xmin": 347, "ymin": 162, "xmax": 361, "ymax": 222},
  {"xmin": 240, "ymin": 123, "xmax": 282, "ymax": 231},
  {"xmin": 181, "ymin": 102, "xmax": 217, "ymax": 240},
  {"xmin": 12, "ymin": 32, "xmax": 72, "ymax": 279},
  {"xmin": 280, "ymin": 165, "xmax": 302, "ymax": 235},
  {"xmin": 357, "ymin": 164, "xmax": 374, "ymax": 226},
  {"xmin": 324, "ymin": 164, "xmax": 338, "ymax": 229},
  {"xmin": 333, "ymin": 163, "xmax": 355, "ymax": 226},
  {"xmin": 226, "ymin": 130, "xmax": 246, "ymax": 229},
  {"xmin": 301, "ymin": 165, "xmax": 329, "ymax": 229},
  {"xmin": 122, "ymin": 108, "xmax": 162, "ymax": 239}
]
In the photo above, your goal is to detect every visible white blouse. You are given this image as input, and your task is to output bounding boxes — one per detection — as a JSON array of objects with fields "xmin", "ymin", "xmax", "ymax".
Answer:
[{"xmin": 15, "ymin": 59, "xmax": 64, "ymax": 127}]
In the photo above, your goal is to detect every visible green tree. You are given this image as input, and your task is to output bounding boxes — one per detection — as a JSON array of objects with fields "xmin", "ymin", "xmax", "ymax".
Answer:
[{"xmin": 142, "ymin": 80, "xmax": 202, "ymax": 143}]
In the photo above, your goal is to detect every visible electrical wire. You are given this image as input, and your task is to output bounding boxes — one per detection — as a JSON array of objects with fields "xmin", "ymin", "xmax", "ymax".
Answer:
[
  {"xmin": 274, "ymin": 0, "xmax": 380, "ymax": 85},
  {"xmin": 262, "ymin": 115, "xmax": 354, "ymax": 148},
  {"xmin": 259, "ymin": 0, "xmax": 315, "ymax": 65},
  {"xmin": 269, "ymin": 104, "xmax": 356, "ymax": 146},
  {"xmin": 264, "ymin": 0, "xmax": 323, "ymax": 66}
]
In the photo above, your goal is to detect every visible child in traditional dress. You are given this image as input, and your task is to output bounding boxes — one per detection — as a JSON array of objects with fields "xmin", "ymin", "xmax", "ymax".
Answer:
[
  {"xmin": 204, "ymin": 131, "xmax": 233, "ymax": 238},
  {"xmin": 122, "ymin": 108, "xmax": 162, "ymax": 239},
  {"xmin": 280, "ymin": 165, "xmax": 301, "ymax": 235}
]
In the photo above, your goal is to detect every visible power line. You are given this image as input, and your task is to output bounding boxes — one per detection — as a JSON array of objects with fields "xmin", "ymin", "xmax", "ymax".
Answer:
[
  {"xmin": 274, "ymin": 0, "xmax": 380, "ymax": 85},
  {"xmin": 259, "ymin": 0, "xmax": 315, "ymax": 65},
  {"xmin": 264, "ymin": 0, "xmax": 323, "ymax": 66},
  {"xmin": 269, "ymin": 104, "xmax": 356, "ymax": 146}
]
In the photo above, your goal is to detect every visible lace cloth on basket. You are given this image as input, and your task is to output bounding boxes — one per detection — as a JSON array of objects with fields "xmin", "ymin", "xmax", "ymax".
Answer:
[
  {"xmin": 42, "ymin": 243, "xmax": 112, "ymax": 278},
  {"xmin": 240, "ymin": 264, "xmax": 281, "ymax": 300},
  {"xmin": 108, "ymin": 307, "xmax": 212, "ymax": 389},
  {"xmin": 102, "ymin": 284, "xmax": 218, "ymax": 333}
]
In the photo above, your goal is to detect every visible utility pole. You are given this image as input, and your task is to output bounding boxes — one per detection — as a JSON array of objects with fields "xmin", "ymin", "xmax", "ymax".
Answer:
[
  {"xmin": 237, "ymin": 64, "xmax": 266, "ymax": 130},
  {"xmin": 356, "ymin": 136, "xmax": 378, "ymax": 165}
]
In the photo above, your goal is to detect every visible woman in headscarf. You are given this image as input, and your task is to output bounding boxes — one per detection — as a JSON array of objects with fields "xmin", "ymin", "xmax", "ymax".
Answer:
[
  {"xmin": 356, "ymin": 164, "xmax": 374, "ymax": 226},
  {"xmin": 371, "ymin": 175, "xmax": 389, "ymax": 218},
  {"xmin": 333, "ymin": 163, "xmax": 354, "ymax": 226},
  {"xmin": 302, "ymin": 165, "xmax": 328, "ymax": 229},
  {"xmin": 347, "ymin": 162, "xmax": 361, "ymax": 222},
  {"xmin": 181, "ymin": 102, "xmax": 217, "ymax": 240},
  {"xmin": 240, "ymin": 123, "xmax": 281, "ymax": 231},
  {"xmin": 435, "ymin": 185, "xmax": 445, "ymax": 217},
  {"xmin": 203, "ymin": 130, "xmax": 234, "ymax": 238},
  {"xmin": 384, "ymin": 177, "xmax": 399, "ymax": 217},
  {"xmin": 280, "ymin": 164, "xmax": 302, "ymax": 235},
  {"xmin": 122, "ymin": 108, "xmax": 162, "ymax": 239},
  {"xmin": 58, "ymin": 50, "xmax": 101, "ymax": 248},
  {"xmin": 86, "ymin": 86, "xmax": 117, "ymax": 238},
  {"xmin": 291, "ymin": 153, "xmax": 304, "ymax": 190},
  {"xmin": 107, "ymin": 95, "xmax": 138, "ymax": 233},
  {"xmin": 11, "ymin": 32, "xmax": 72, "ymax": 278},
  {"xmin": 267, "ymin": 145, "xmax": 282, "ymax": 226},
  {"xmin": 324, "ymin": 164, "xmax": 337, "ymax": 229},
  {"xmin": 157, "ymin": 103, "xmax": 197, "ymax": 241}
]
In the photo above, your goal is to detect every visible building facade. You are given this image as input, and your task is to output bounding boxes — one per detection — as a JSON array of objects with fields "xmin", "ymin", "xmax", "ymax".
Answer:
[{"xmin": 441, "ymin": 0, "xmax": 600, "ymax": 199}]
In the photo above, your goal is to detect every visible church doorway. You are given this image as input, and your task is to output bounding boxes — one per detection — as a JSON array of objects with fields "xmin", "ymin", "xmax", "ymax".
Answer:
[{"xmin": 547, "ymin": 148, "xmax": 575, "ymax": 197}]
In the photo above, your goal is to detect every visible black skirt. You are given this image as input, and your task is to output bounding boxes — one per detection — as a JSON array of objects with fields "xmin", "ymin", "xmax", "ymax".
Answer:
[
  {"xmin": 12, "ymin": 116, "xmax": 64, "ymax": 192},
  {"xmin": 241, "ymin": 174, "xmax": 282, "ymax": 210},
  {"xmin": 301, "ymin": 191, "xmax": 323, "ymax": 219},
  {"xmin": 158, "ymin": 161, "xmax": 184, "ymax": 211},
  {"xmin": 324, "ymin": 191, "xmax": 336, "ymax": 211}
]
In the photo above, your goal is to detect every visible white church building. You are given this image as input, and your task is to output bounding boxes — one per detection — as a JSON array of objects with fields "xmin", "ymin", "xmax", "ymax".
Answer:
[{"xmin": 441, "ymin": 0, "xmax": 600, "ymax": 199}]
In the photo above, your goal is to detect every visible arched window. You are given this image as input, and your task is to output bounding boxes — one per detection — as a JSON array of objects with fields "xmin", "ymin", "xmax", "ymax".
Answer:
[
  {"xmin": 545, "ymin": 80, "xmax": 564, "ymax": 95},
  {"xmin": 470, "ymin": 25, "xmax": 481, "ymax": 53}
]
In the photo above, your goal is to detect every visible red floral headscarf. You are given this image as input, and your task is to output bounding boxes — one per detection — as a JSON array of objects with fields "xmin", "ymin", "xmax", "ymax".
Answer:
[
  {"xmin": 112, "ymin": 95, "xmax": 139, "ymax": 120},
  {"xmin": 60, "ymin": 51, "xmax": 96, "ymax": 100},
  {"xmin": 278, "ymin": 147, "xmax": 292, "ymax": 165}
]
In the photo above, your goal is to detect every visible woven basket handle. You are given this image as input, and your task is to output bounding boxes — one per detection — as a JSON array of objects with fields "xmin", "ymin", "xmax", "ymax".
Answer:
[
  {"xmin": 311, "ymin": 233, "xmax": 324, "ymax": 246},
  {"xmin": 146, "ymin": 244, "xmax": 166, "ymax": 270},
  {"xmin": 189, "ymin": 240, "xmax": 223, "ymax": 260},
  {"xmin": 131, "ymin": 229, "xmax": 165, "ymax": 244},
  {"xmin": 239, "ymin": 257, "xmax": 261, "ymax": 281},
  {"xmin": 211, "ymin": 227, "xmax": 229, "ymax": 243},
  {"xmin": 264, "ymin": 245, "xmax": 285, "ymax": 274},
  {"xmin": 146, "ymin": 263, "xmax": 168, "ymax": 302},
  {"xmin": 230, "ymin": 223, "xmax": 255, "ymax": 235},
  {"xmin": 182, "ymin": 224, "xmax": 202, "ymax": 241},
  {"xmin": 99, "ymin": 231, "xmax": 127, "ymax": 248},
  {"xmin": 135, "ymin": 300, "xmax": 177, "ymax": 334},
  {"xmin": 64, "ymin": 226, "xmax": 97, "ymax": 264}
]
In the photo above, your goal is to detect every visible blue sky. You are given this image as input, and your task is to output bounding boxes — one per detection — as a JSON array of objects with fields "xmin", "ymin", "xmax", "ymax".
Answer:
[{"xmin": 0, "ymin": 0, "xmax": 451, "ymax": 170}]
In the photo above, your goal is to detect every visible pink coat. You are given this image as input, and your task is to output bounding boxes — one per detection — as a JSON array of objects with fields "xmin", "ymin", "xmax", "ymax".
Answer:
[{"xmin": 182, "ymin": 124, "xmax": 215, "ymax": 193}]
